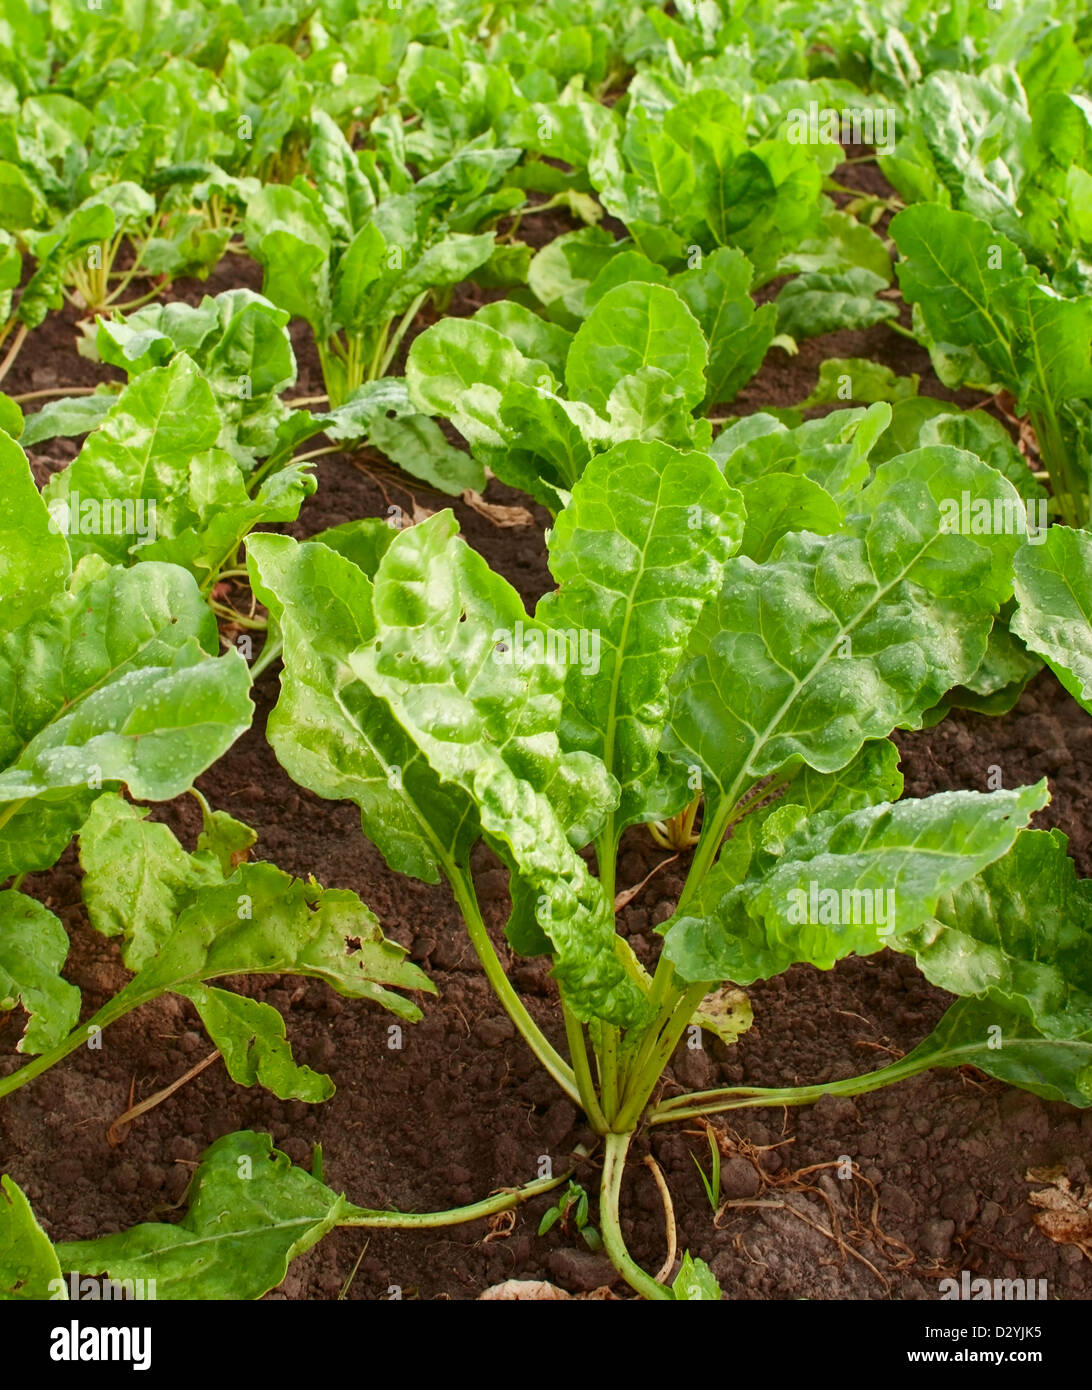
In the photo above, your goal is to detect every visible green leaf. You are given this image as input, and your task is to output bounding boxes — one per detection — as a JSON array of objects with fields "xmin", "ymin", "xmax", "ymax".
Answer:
[
  {"xmin": 711, "ymin": 405, "xmax": 891, "ymax": 507},
  {"xmin": 247, "ymin": 532, "xmax": 478, "ymax": 885},
  {"xmin": 933, "ymin": 619, "xmax": 1043, "ymax": 719},
  {"xmin": 538, "ymin": 440, "xmax": 744, "ymax": 836},
  {"xmin": 197, "ymin": 808, "xmax": 258, "ymax": 876},
  {"xmin": 368, "ymin": 413, "xmax": 484, "ymax": 496},
  {"xmin": 20, "ymin": 392, "xmax": 116, "ymax": 448},
  {"xmin": 307, "ymin": 518, "xmax": 395, "ymax": 578},
  {"xmin": 908, "ymin": 829, "xmax": 1092, "ymax": 1040},
  {"xmin": 738, "ymin": 474, "xmax": 843, "ymax": 563},
  {"xmin": 900, "ymin": 999, "xmax": 1092, "ymax": 1108},
  {"xmin": 0, "ymin": 633, "xmax": 252, "ymax": 804},
  {"xmin": 42, "ymin": 357, "xmax": 222, "ymax": 566},
  {"xmin": 390, "ymin": 231, "xmax": 495, "ymax": 314},
  {"xmin": 1012, "ymin": 527, "xmax": 1092, "ymax": 711},
  {"xmin": 603, "ymin": 366, "xmax": 710, "ymax": 450},
  {"xmin": 347, "ymin": 513, "xmax": 642, "ymax": 1024},
  {"xmin": 78, "ymin": 793, "xmax": 222, "ymax": 971},
  {"xmin": 0, "ymin": 560, "xmax": 252, "ymax": 878},
  {"xmin": 138, "ymin": 451, "xmax": 316, "ymax": 587},
  {"xmin": 244, "ymin": 184, "xmax": 332, "ymax": 335},
  {"xmin": 0, "ymin": 161, "xmax": 45, "ymax": 231},
  {"xmin": 775, "ymin": 268, "xmax": 898, "ymax": 340},
  {"xmin": 406, "ymin": 315, "xmax": 551, "ymax": 449},
  {"xmin": 19, "ymin": 201, "xmax": 115, "ymax": 328},
  {"xmin": 331, "ymin": 221, "xmax": 388, "ymax": 332},
  {"xmin": 0, "ymin": 430, "xmax": 71, "ymax": 634},
  {"xmin": 93, "ymin": 297, "xmax": 222, "ymax": 376},
  {"xmin": 779, "ymin": 206, "xmax": 893, "ymax": 283},
  {"xmin": 0, "ymin": 1175, "xmax": 64, "ymax": 1301},
  {"xmin": 79, "ymin": 788, "xmax": 433, "ymax": 1024},
  {"xmin": 672, "ymin": 1251, "xmax": 721, "ymax": 1301},
  {"xmin": 666, "ymin": 446, "xmax": 1023, "ymax": 829},
  {"xmin": 799, "ymin": 358, "xmax": 919, "ymax": 408},
  {"xmin": 92, "ymin": 290, "xmax": 298, "ymax": 465},
  {"xmin": 474, "ymin": 300, "xmax": 573, "ymax": 380},
  {"xmin": 180, "ymin": 986, "xmax": 335, "ymax": 1102},
  {"xmin": 892, "ymin": 204, "xmax": 1092, "ymax": 413},
  {"xmin": 585, "ymin": 251, "xmax": 670, "ymax": 310},
  {"xmin": 0, "ymin": 891, "xmax": 81, "ymax": 1054},
  {"xmin": 672, "ymin": 247, "xmax": 776, "ymax": 408},
  {"xmin": 664, "ymin": 783, "xmax": 1048, "ymax": 985},
  {"xmin": 527, "ymin": 225, "xmax": 622, "ymax": 328},
  {"xmin": 0, "ymin": 234, "xmax": 20, "ymax": 324},
  {"xmin": 492, "ymin": 378, "xmax": 605, "ymax": 499},
  {"xmin": 0, "ymin": 394, "xmax": 20, "ymax": 438},
  {"xmin": 918, "ymin": 411, "xmax": 1045, "ymax": 503},
  {"xmin": 56, "ymin": 1132, "xmax": 354, "ymax": 1300},
  {"xmin": 74, "ymin": 790, "xmax": 430, "ymax": 1105},
  {"xmin": 565, "ymin": 282, "xmax": 707, "ymax": 415},
  {"xmin": 320, "ymin": 377, "xmax": 416, "ymax": 444},
  {"xmin": 895, "ymin": 72, "xmax": 1032, "ymax": 246}
]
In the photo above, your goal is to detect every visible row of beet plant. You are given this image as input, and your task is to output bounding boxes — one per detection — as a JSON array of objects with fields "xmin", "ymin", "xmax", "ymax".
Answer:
[{"xmin": 3, "ymin": 0, "xmax": 1092, "ymax": 1301}]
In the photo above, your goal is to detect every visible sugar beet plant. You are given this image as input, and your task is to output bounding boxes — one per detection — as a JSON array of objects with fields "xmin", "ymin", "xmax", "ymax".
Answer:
[
  {"xmin": 242, "ymin": 435, "xmax": 1092, "ymax": 1300},
  {"xmin": 5, "ymin": 0, "xmax": 1092, "ymax": 1307},
  {"xmin": 0, "ymin": 432, "xmax": 568, "ymax": 1300}
]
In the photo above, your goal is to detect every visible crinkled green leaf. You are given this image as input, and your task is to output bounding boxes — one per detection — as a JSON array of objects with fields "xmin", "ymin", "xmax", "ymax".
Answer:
[
  {"xmin": 664, "ymin": 783, "xmax": 1047, "ymax": 985},
  {"xmin": 124, "ymin": 860, "xmax": 432, "ymax": 1022},
  {"xmin": 666, "ymin": 447, "xmax": 1024, "ymax": 831},
  {"xmin": 347, "ymin": 512, "xmax": 641, "ymax": 1024},
  {"xmin": 246, "ymin": 532, "xmax": 478, "ymax": 885},
  {"xmin": 775, "ymin": 268, "xmax": 898, "ymax": 340},
  {"xmin": 1013, "ymin": 527, "xmax": 1092, "ymax": 711},
  {"xmin": 41, "ymin": 357, "xmax": 222, "ymax": 566},
  {"xmin": 0, "ymin": 890, "xmax": 80, "ymax": 1054},
  {"xmin": 138, "ymin": 450, "xmax": 316, "ymax": 586},
  {"xmin": 908, "ymin": 829, "xmax": 1092, "ymax": 1040},
  {"xmin": 538, "ymin": 440, "xmax": 744, "ymax": 836},
  {"xmin": 92, "ymin": 290, "xmax": 298, "ymax": 464},
  {"xmin": 0, "ymin": 559, "xmax": 252, "ymax": 877},
  {"xmin": 78, "ymin": 793, "xmax": 222, "ymax": 970}
]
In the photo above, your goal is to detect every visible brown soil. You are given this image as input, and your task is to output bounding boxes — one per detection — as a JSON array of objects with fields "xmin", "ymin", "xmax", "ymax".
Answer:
[{"xmin": 3, "ymin": 163, "xmax": 1091, "ymax": 1303}]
